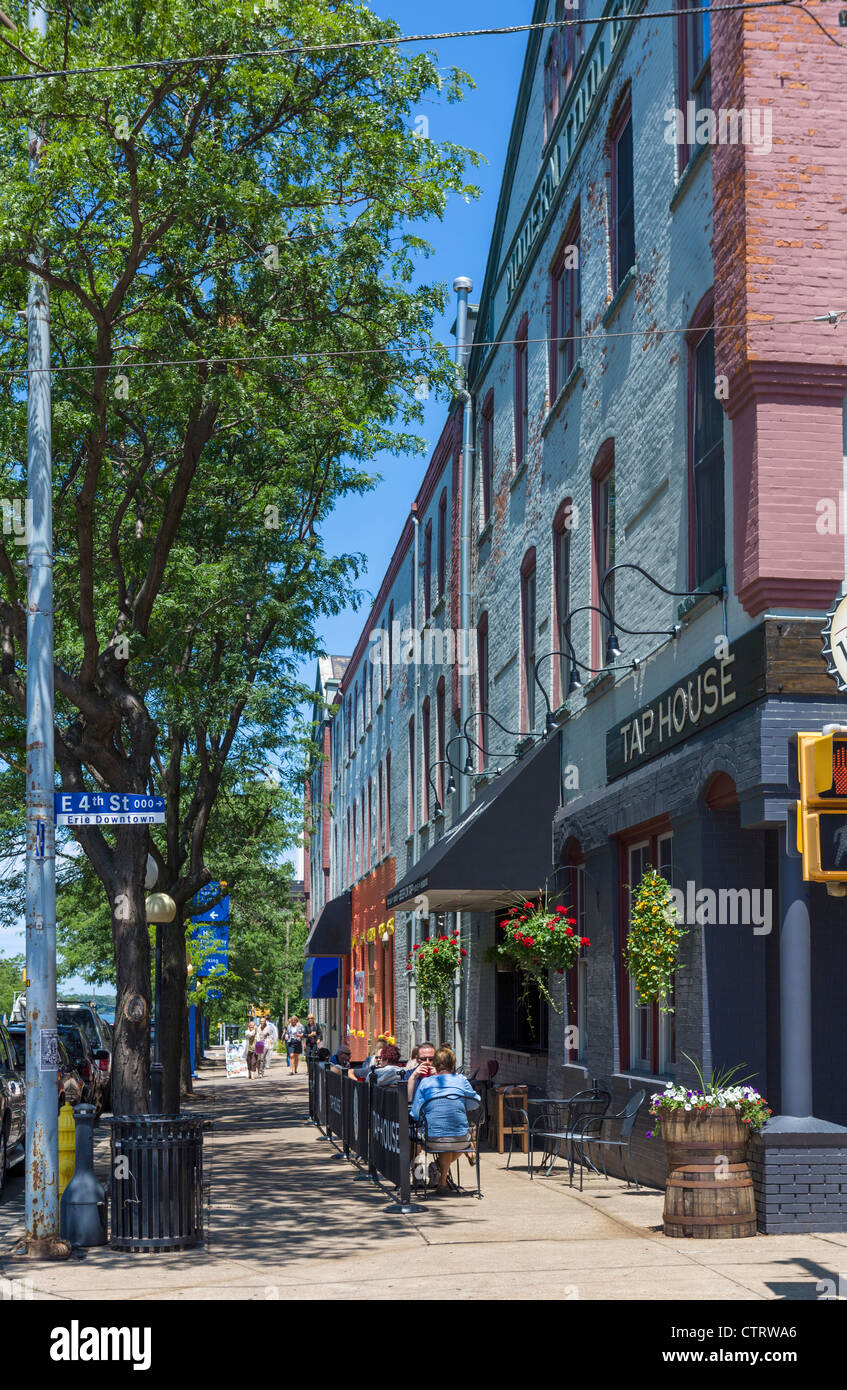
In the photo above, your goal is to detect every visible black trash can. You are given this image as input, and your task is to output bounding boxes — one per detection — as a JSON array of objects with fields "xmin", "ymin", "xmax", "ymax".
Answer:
[{"xmin": 108, "ymin": 1114, "xmax": 210, "ymax": 1252}]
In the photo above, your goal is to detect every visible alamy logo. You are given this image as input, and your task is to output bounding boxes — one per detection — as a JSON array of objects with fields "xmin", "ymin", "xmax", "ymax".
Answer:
[
  {"xmin": 369, "ymin": 620, "xmax": 477, "ymax": 672},
  {"xmin": 50, "ymin": 1321, "xmax": 151, "ymax": 1371},
  {"xmin": 664, "ymin": 102, "xmax": 773, "ymax": 155},
  {"xmin": 1, "ymin": 497, "xmax": 33, "ymax": 546},
  {"xmin": 667, "ymin": 882, "xmax": 772, "ymax": 936}
]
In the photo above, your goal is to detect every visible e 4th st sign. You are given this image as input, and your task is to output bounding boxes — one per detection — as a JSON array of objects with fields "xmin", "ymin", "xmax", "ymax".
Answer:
[{"xmin": 54, "ymin": 792, "xmax": 165, "ymax": 826}]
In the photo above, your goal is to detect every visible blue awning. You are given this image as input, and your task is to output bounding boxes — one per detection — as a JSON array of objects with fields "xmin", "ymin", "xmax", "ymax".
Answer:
[{"xmin": 302, "ymin": 956, "xmax": 340, "ymax": 1000}]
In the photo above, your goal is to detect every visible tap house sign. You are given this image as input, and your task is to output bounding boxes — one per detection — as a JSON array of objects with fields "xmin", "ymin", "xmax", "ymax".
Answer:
[{"xmin": 606, "ymin": 629, "xmax": 768, "ymax": 782}]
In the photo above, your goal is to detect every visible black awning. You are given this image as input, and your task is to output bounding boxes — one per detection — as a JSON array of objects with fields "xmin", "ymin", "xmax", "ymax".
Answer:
[
  {"xmin": 306, "ymin": 890, "xmax": 352, "ymax": 956},
  {"xmin": 386, "ymin": 730, "xmax": 561, "ymax": 913}
]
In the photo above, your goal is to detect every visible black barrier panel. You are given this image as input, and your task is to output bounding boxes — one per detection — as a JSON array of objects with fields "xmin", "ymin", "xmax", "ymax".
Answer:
[
  {"xmin": 367, "ymin": 1079, "xmax": 410, "ymax": 1206},
  {"xmin": 341, "ymin": 1072, "xmax": 368, "ymax": 1162},
  {"xmin": 313, "ymin": 1061, "xmax": 326, "ymax": 1132},
  {"xmin": 326, "ymin": 1066, "xmax": 344, "ymax": 1139},
  {"xmin": 307, "ymin": 1056, "xmax": 317, "ymax": 1122}
]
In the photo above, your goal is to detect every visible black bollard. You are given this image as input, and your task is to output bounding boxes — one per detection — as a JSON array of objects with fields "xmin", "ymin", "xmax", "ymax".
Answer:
[{"xmin": 60, "ymin": 1103, "xmax": 107, "ymax": 1247}]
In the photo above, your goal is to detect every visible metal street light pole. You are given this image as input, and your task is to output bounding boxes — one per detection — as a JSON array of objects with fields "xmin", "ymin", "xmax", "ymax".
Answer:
[{"xmin": 23, "ymin": 0, "xmax": 62, "ymax": 1256}]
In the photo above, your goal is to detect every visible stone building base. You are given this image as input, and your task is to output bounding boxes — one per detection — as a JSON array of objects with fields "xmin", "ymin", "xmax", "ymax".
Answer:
[{"xmin": 750, "ymin": 1127, "xmax": 847, "ymax": 1234}]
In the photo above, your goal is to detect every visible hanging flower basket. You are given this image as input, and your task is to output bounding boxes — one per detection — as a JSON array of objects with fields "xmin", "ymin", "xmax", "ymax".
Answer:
[
  {"xmin": 624, "ymin": 866, "xmax": 687, "ymax": 1012},
  {"xmin": 406, "ymin": 930, "xmax": 467, "ymax": 1012},
  {"xmin": 495, "ymin": 895, "xmax": 589, "ymax": 1011}
]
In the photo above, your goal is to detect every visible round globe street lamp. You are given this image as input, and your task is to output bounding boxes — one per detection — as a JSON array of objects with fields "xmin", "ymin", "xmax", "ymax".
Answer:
[{"xmin": 147, "ymin": 891, "xmax": 176, "ymax": 1115}]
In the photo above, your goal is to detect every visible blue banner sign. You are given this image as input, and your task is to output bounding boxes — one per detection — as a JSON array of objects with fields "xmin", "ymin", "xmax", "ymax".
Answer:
[
  {"xmin": 191, "ymin": 923, "xmax": 229, "ymax": 977},
  {"xmin": 191, "ymin": 880, "xmax": 230, "ymax": 921},
  {"xmin": 54, "ymin": 792, "xmax": 165, "ymax": 826}
]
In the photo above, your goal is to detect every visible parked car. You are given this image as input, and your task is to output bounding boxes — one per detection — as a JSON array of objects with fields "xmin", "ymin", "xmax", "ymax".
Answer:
[
  {"xmin": 6, "ymin": 1025, "xmax": 85, "ymax": 1111},
  {"xmin": 0, "ymin": 1021, "xmax": 25, "ymax": 1199},
  {"xmin": 56, "ymin": 1003, "xmax": 113, "ymax": 1110},
  {"xmin": 57, "ymin": 1023, "xmax": 106, "ymax": 1118}
]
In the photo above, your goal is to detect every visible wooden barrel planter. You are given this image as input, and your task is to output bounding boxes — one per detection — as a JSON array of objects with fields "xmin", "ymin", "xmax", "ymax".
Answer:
[{"xmin": 662, "ymin": 1108, "xmax": 757, "ymax": 1239}]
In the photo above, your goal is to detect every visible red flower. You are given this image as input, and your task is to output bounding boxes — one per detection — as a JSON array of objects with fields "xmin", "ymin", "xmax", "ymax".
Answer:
[
  {"xmin": 548, "ymin": 924, "xmax": 555, "ymax": 931},
  {"xmin": 525, "ymin": 936, "xmax": 535, "ymax": 946},
  {"xmin": 567, "ymin": 918, "xmax": 577, "ymax": 926},
  {"xmin": 432, "ymin": 947, "xmax": 439, "ymax": 954},
  {"xmin": 413, "ymin": 944, "xmax": 420, "ymax": 951},
  {"xmin": 556, "ymin": 968, "xmax": 564, "ymax": 975},
  {"xmin": 580, "ymin": 936, "xmax": 590, "ymax": 947},
  {"xmin": 461, "ymin": 948, "xmax": 467, "ymax": 956},
  {"xmin": 523, "ymin": 902, "xmax": 533, "ymax": 910},
  {"xmin": 519, "ymin": 916, "xmax": 527, "ymax": 923},
  {"xmin": 439, "ymin": 935, "xmax": 447, "ymax": 941},
  {"xmin": 423, "ymin": 936, "xmax": 429, "ymax": 943},
  {"xmin": 509, "ymin": 908, "xmax": 517, "ymax": 916},
  {"xmin": 564, "ymin": 926, "xmax": 574, "ymax": 937},
  {"xmin": 555, "ymin": 906, "xmax": 567, "ymax": 915}
]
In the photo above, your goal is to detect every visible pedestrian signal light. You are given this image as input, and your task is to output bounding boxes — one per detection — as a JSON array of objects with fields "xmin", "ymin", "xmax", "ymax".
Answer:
[{"xmin": 797, "ymin": 732, "xmax": 847, "ymax": 881}]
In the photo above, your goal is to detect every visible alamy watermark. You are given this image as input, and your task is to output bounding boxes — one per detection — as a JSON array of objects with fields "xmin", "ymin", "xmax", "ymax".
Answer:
[
  {"xmin": 668, "ymin": 882, "xmax": 772, "ymax": 935},
  {"xmin": 1, "ymin": 497, "xmax": 33, "ymax": 546},
  {"xmin": 664, "ymin": 102, "xmax": 773, "ymax": 156},
  {"xmin": 368, "ymin": 620, "xmax": 477, "ymax": 672}
]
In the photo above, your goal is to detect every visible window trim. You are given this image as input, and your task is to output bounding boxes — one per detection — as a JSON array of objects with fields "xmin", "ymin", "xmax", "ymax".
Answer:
[
  {"xmin": 552, "ymin": 498, "xmax": 574, "ymax": 708},
  {"xmin": 590, "ymin": 443, "xmax": 615, "ymax": 672},
  {"xmin": 424, "ymin": 519, "xmax": 433, "ymax": 621},
  {"xmin": 609, "ymin": 99, "xmax": 634, "ymax": 293},
  {"xmin": 550, "ymin": 210, "xmax": 581, "ymax": 400},
  {"xmin": 514, "ymin": 314, "xmax": 529, "ymax": 469},
  {"xmin": 422, "ymin": 696, "xmax": 431, "ymax": 822},
  {"xmin": 480, "ymin": 389, "xmax": 494, "ymax": 526},
  {"xmin": 437, "ymin": 489, "xmax": 448, "ymax": 600},
  {"xmin": 686, "ymin": 290, "xmax": 725, "ymax": 589},
  {"xmin": 521, "ymin": 547, "xmax": 538, "ymax": 733}
]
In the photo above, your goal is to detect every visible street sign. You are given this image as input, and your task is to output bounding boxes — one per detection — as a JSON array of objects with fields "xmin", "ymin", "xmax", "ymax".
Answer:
[
  {"xmin": 207, "ymin": 989, "xmax": 222, "ymax": 1000},
  {"xmin": 191, "ymin": 923, "xmax": 229, "ymax": 977},
  {"xmin": 54, "ymin": 792, "xmax": 165, "ymax": 826},
  {"xmin": 821, "ymin": 593, "xmax": 847, "ymax": 692},
  {"xmin": 191, "ymin": 880, "xmax": 229, "ymax": 921}
]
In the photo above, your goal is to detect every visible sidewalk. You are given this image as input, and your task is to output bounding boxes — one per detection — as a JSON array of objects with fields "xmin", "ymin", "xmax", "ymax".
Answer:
[{"xmin": 1, "ymin": 1049, "xmax": 844, "ymax": 1300}]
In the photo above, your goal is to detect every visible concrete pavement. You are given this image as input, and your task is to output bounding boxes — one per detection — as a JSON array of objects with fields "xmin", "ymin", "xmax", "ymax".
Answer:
[{"xmin": 1, "ymin": 1048, "xmax": 845, "ymax": 1300}]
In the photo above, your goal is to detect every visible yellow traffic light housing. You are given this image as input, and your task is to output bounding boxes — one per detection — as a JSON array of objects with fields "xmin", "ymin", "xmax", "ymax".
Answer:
[{"xmin": 797, "ymin": 731, "xmax": 847, "ymax": 881}]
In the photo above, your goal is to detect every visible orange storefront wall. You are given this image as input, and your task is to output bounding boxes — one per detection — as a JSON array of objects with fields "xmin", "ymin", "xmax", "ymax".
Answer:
[{"xmin": 348, "ymin": 858, "xmax": 396, "ymax": 1060}]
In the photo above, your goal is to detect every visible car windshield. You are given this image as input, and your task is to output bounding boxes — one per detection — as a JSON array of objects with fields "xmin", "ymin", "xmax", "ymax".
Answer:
[
  {"xmin": 57, "ymin": 1007, "xmax": 100, "ymax": 1049},
  {"xmin": 58, "ymin": 1027, "xmax": 86, "ymax": 1063},
  {"xmin": 7, "ymin": 1031, "xmax": 25, "ymax": 1068}
]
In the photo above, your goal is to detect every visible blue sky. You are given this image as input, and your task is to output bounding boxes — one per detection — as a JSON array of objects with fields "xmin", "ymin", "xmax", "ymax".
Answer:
[{"xmin": 309, "ymin": 0, "xmax": 528, "ymax": 670}]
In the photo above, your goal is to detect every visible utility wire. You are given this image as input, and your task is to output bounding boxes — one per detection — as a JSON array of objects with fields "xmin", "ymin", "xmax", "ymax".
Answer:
[
  {"xmin": 1, "ymin": 312, "xmax": 840, "ymax": 379},
  {"xmin": 0, "ymin": 1, "xmax": 803, "ymax": 87}
]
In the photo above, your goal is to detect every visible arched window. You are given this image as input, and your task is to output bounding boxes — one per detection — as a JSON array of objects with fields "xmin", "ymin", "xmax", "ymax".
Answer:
[
  {"xmin": 553, "ymin": 499, "xmax": 574, "ymax": 707},
  {"xmin": 521, "ymin": 548, "xmax": 537, "ymax": 731},
  {"xmin": 591, "ymin": 443, "xmax": 615, "ymax": 671},
  {"xmin": 687, "ymin": 291, "xmax": 725, "ymax": 587}
]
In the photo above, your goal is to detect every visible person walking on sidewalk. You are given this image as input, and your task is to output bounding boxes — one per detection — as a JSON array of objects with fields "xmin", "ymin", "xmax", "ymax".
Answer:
[
  {"xmin": 285, "ymin": 1016, "xmax": 304, "ymax": 1074},
  {"xmin": 255, "ymin": 1017, "xmax": 273, "ymax": 1077},
  {"xmin": 304, "ymin": 1014, "xmax": 323, "ymax": 1055},
  {"xmin": 244, "ymin": 1017, "xmax": 258, "ymax": 1079}
]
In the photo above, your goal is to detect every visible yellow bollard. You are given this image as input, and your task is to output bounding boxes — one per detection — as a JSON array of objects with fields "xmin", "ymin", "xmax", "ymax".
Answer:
[{"xmin": 58, "ymin": 1102, "xmax": 76, "ymax": 1198}]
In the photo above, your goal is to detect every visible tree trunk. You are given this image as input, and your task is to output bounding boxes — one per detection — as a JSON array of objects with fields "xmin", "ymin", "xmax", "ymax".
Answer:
[
  {"xmin": 180, "ymin": 1002, "xmax": 193, "ymax": 1096},
  {"xmin": 110, "ymin": 828, "xmax": 151, "ymax": 1115},
  {"xmin": 161, "ymin": 916, "xmax": 187, "ymax": 1113}
]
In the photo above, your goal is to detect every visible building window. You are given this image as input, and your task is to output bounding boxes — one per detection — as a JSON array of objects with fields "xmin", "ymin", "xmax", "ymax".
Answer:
[
  {"xmin": 551, "ymin": 214, "xmax": 580, "ymax": 397},
  {"xmin": 690, "ymin": 323, "xmax": 725, "ymax": 586},
  {"xmin": 563, "ymin": 848, "xmax": 587, "ymax": 1064},
  {"xmin": 553, "ymin": 500, "xmax": 573, "ymax": 706},
  {"xmin": 612, "ymin": 107, "xmax": 635, "ymax": 290},
  {"xmin": 436, "ymin": 676, "xmax": 446, "ymax": 804},
  {"xmin": 353, "ymin": 801, "xmax": 358, "ymax": 879},
  {"xmin": 620, "ymin": 826, "xmax": 675, "ymax": 1076},
  {"xmin": 677, "ymin": 0, "xmax": 711, "ymax": 170},
  {"xmin": 422, "ymin": 696, "xmax": 431, "ymax": 822},
  {"xmin": 495, "ymin": 970, "xmax": 549, "ymax": 1053},
  {"xmin": 377, "ymin": 763, "xmax": 383, "ymax": 862},
  {"xmin": 366, "ymin": 781, "xmax": 372, "ymax": 872},
  {"xmin": 514, "ymin": 316, "xmax": 529, "ymax": 468},
  {"xmin": 558, "ymin": 0, "xmax": 583, "ymax": 99},
  {"xmin": 388, "ymin": 601, "xmax": 394, "ymax": 680},
  {"xmin": 591, "ymin": 450, "xmax": 615, "ymax": 670},
  {"xmin": 521, "ymin": 549, "xmax": 537, "ymax": 732},
  {"xmin": 424, "ymin": 520, "xmax": 433, "ymax": 621},
  {"xmin": 437, "ymin": 489, "xmax": 447, "ymax": 600},
  {"xmin": 385, "ymin": 751, "xmax": 391, "ymax": 854},
  {"xmin": 481, "ymin": 390, "xmax": 494, "ymax": 526},
  {"xmin": 361, "ymin": 788, "xmax": 366, "ymax": 873},
  {"xmin": 477, "ymin": 613, "xmax": 489, "ymax": 770},
  {"xmin": 544, "ymin": 35, "xmax": 560, "ymax": 144},
  {"xmin": 408, "ymin": 717, "xmax": 415, "ymax": 836}
]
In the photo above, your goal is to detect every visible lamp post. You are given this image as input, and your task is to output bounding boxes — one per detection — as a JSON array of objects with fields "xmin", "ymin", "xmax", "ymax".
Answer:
[{"xmin": 146, "ymin": 890, "xmax": 176, "ymax": 1114}]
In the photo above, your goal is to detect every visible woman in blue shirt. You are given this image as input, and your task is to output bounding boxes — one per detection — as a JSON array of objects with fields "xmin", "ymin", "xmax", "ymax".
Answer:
[{"xmin": 410, "ymin": 1046, "xmax": 480, "ymax": 1194}]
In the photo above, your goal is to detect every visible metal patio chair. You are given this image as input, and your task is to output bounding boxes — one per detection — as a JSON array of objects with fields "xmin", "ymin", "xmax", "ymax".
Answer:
[
  {"xmin": 411, "ymin": 1092, "xmax": 484, "ymax": 1200},
  {"xmin": 528, "ymin": 1088, "xmax": 612, "ymax": 1188},
  {"xmin": 578, "ymin": 1089, "xmax": 647, "ymax": 1189}
]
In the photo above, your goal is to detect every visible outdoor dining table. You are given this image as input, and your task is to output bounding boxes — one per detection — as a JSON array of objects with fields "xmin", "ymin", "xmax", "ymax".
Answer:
[{"xmin": 525, "ymin": 1094, "xmax": 610, "ymax": 1181}]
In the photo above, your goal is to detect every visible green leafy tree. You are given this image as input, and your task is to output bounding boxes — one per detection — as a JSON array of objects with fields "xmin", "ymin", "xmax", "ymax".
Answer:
[
  {"xmin": 0, "ymin": 953, "xmax": 24, "ymax": 1018},
  {"xmin": 0, "ymin": 0, "xmax": 478, "ymax": 1110}
]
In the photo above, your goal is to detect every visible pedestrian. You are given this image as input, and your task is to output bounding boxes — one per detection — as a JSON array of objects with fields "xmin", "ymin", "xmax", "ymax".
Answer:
[
  {"xmin": 410, "ymin": 1045, "xmax": 481, "ymax": 1195},
  {"xmin": 304, "ymin": 1014, "xmax": 323, "ymax": 1055},
  {"xmin": 255, "ymin": 1016, "xmax": 273, "ymax": 1077},
  {"xmin": 243, "ymin": 1017, "xmax": 258, "ymax": 1078},
  {"xmin": 284, "ymin": 1015, "xmax": 304, "ymax": 1074}
]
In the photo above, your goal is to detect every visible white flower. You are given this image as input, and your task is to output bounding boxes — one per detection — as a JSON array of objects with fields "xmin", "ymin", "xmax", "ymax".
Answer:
[{"xmin": 683, "ymin": 1103, "xmax": 692, "ymax": 1111}]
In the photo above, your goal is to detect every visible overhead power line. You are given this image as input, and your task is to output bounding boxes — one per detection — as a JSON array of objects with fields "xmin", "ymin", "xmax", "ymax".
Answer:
[
  {"xmin": 0, "ymin": 1, "xmax": 807, "ymax": 87},
  {"xmin": 1, "ymin": 312, "xmax": 840, "ymax": 380}
]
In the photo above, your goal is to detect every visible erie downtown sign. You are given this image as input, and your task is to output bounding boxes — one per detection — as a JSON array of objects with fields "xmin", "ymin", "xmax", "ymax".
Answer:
[
  {"xmin": 54, "ymin": 792, "xmax": 166, "ymax": 826},
  {"xmin": 605, "ymin": 629, "xmax": 768, "ymax": 782},
  {"xmin": 504, "ymin": 0, "xmax": 634, "ymax": 303}
]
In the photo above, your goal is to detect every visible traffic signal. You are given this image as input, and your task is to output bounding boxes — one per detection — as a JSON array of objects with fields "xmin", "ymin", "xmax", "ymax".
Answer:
[{"xmin": 797, "ymin": 732, "xmax": 847, "ymax": 881}]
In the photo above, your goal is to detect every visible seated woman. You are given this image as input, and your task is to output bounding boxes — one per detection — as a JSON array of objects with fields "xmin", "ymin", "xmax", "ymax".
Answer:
[{"xmin": 410, "ymin": 1045, "xmax": 480, "ymax": 1194}]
